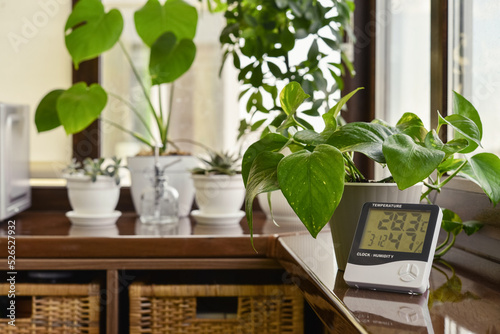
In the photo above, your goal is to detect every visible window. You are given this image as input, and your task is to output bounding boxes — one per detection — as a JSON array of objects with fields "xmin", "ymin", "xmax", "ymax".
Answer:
[{"xmin": 449, "ymin": 0, "xmax": 500, "ymax": 156}]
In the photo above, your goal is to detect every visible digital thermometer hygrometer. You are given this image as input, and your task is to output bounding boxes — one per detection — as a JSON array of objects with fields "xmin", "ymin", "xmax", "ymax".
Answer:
[{"xmin": 344, "ymin": 202, "xmax": 443, "ymax": 294}]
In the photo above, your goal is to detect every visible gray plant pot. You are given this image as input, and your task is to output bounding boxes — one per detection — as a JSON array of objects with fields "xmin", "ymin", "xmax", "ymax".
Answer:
[{"xmin": 329, "ymin": 182, "xmax": 423, "ymax": 271}]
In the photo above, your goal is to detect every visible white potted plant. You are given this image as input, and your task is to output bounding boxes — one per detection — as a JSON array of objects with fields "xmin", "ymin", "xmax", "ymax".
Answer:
[
  {"xmin": 64, "ymin": 157, "xmax": 126, "ymax": 226},
  {"xmin": 190, "ymin": 149, "xmax": 245, "ymax": 225},
  {"xmin": 242, "ymin": 82, "xmax": 500, "ymax": 269}
]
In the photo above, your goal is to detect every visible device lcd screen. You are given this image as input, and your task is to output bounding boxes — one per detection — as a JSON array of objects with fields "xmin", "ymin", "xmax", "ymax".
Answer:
[{"xmin": 358, "ymin": 208, "xmax": 431, "ymax": 253}]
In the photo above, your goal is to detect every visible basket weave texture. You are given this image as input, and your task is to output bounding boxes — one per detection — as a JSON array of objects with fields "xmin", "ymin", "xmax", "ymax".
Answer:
[
  {"xmin": 0, "ymin": 283, "xmax": 100, "ymax": 334},
  {"xmin": 129, "ymin": 284, "xmax": 304, "ymax": 334}
]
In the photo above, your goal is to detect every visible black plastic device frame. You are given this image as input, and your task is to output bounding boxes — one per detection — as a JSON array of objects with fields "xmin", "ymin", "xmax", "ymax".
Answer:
[{"xmin": 347, "ymin": 202, "xmax": 442, "ymax": 266}]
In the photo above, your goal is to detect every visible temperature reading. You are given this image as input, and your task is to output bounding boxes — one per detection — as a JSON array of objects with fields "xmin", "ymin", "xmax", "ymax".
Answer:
[{"xmin": 359, "ymin": 209, "xmax": 431, "ymax": 253}]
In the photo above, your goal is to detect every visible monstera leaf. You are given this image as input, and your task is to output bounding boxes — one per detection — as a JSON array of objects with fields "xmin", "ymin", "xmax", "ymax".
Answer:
[
  {"xmin": 56, "ymin": 83, "xmax": 107, "ymax": 134},
  {"xmin": 134, "ymin": 0, "xmax": 198, "ymax": 47},
  {"xmin": 35, "ymin": 90, "xmax": 65, "ymax": 132},
  {"xmin": 149, "ymin": 32, "xmax": 196, "ymax": 85},
  {"xmin": 65, "ymin": 0, "xmax": 123, "ymax": 68}
]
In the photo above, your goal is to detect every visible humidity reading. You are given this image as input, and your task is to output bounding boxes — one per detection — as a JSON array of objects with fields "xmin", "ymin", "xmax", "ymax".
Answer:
[{"xmin": 358, "ymin": 209, "xmax": 430, "ymax": 253}]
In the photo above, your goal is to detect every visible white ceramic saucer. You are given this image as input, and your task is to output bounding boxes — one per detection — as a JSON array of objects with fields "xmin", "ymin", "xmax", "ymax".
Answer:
[
  {"xmin": 66, "ymin": 210, "xmax": 122, "ymax": 226},
  {"xmin": 190, "ymin": 210, "xmax": 245, "ymax": 226}
]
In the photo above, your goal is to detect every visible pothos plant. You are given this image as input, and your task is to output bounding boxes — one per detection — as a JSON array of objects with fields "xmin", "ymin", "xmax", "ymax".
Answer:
[
  {"xmin": 219, "ymin": 0, "xmax": 355, "ymax": 138},
  {"xmin": 243, "ymin": 82, "xmax": 500, "ymax": 256},
  {"xmin": 34, "ymin": 0, "xmax": 199, "ymax": 155}
]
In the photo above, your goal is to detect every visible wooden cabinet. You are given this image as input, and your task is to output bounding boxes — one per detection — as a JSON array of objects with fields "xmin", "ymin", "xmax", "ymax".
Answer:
[{"xmin": 1, "ymin": 211, "xmax": 499, "ymax": 333}]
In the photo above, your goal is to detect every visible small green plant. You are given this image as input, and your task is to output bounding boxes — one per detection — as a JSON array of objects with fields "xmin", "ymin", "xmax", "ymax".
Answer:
[
  {"xmin": 64, "ymin": 157, "xmax": 126, "ymax": 185},
  {"xmin": 191, "ymin": 150, "xmax": 241, "ymax": 176}
]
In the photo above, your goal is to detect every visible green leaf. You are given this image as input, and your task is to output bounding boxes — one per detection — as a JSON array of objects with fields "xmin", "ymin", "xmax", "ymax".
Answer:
[
  {"xmin": 459, "ymin": 153, "xmax": 500, "ymax": 205},
  {"xmin": 56, "ymin": 82, "xmax": 107, "ymax": 134},
  {"xmin": 294, "ymin": 130, "xmax": 326, "ymax": 146},
  {"xmin": 424, "ymin": 131, "xmax": 468, "ymax": 159},
  {"xmin": 277, "ymin": 145, "xmax": 345, "ymax": 237},
  {"xmin": 65, "ymin": 0, "xmax": 123, "ymax": 68},
  {"xmin": 149, "ymin": 32, "xmax": 196, "ymax": 85},
  {"xmin": 134, "ymin": 0, "xmax": 197, "ymax": 47},
  {"xmin": 326, "ymin": 87, "xmax": 363, "ymax": 119},
  {"xmin": 279, "ymin": 82, "xmax": 310, "ymax": 116},
  {"xmin": 438, "ymin": 113, "xmax": 482, "ymax": 152},
  {"xmin": 452, "ymin": 91, "xmax": 482, "ymax": 153},
  {"xmin": 396, "ymin": 112, "xmax": 427, "ymax": 141},
  {"xmin": 244, "ymin": 151, "xmax": 284, "ymax": 245},
  {"xmin": 327, "ymin": 122, "xmax": 396, "ymax": 163},
  {"xmin": 383, "ymin": 134, "xmax": 445, "ymax": 189},
  {"xmin": 35, "ymin": 90, "xmax": 64, "ymax": 132},
  {"xmin": 241, "ymin": 133, "xmax": 289, "ymax": 186},
  {"xmin": 462, "ymin": 220, "xmax": 484, "ymax": 236},
  {"xmin": 441, "ymin": 208, "xmax": 463, "ymax": 235}
]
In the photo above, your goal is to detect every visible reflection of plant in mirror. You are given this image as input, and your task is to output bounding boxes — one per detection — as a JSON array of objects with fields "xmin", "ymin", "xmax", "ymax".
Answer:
[
  {"xmin": 429, "ymin": 260, "xmax": 479, "ymax": 308},
  {"xmin": 35, "ymin": 0, "xmax": 199, "ymax": 155}
]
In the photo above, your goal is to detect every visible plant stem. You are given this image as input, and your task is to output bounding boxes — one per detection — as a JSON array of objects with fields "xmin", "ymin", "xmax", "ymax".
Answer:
[
  {"xmin": 163, "ymin": 83, "xmax": 175, "ymax": 152},
  {"xmin": 435, "ymin": 231, "xmax": 450, "ymax": 251},
  {"xmin": 118, "ymin": 40, "xmax": 164, "ymax": 146},
  {"xmin": 107, "ymin": 92, "xmax": 155, "ymax": 141},
  {"xmin": 434, "ymin": 233, "xmax": 457, "ymax": 258},
  {"xmin": 101, "ymin": 117, "xmax": 153, "ymax": 148}
]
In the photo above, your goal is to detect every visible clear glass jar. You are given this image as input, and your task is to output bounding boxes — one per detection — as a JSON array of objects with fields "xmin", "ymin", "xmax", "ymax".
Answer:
[{"xmin": 140, "ymin": 175, "xmax": 179, "ymax": 224}]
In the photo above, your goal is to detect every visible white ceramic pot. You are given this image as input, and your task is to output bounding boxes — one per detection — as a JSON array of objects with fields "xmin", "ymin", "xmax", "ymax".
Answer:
[
  {"xmin": 127, "ymin": 155, "xmax": 199, "ymax": 217},
  {"xmin": 329, "ymin": 182, "xmax": 423, "ymax": 271},
  {"xmin": 65, "ymin": 175, "xmax": 120, "ymax": 215},
  {"xmin": 191, "ymin": 174, "xmax": 245, "ymax": 215},
  {"xmin": 257, "ymin": 191, "xmax": 300, "ymax": 222}
]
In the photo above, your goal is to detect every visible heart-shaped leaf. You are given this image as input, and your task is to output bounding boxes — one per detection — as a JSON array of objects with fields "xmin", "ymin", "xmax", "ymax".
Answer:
[
  {"xmin": 149, "ymin": 32, "xmax": 196, "ymax": 85},
  {"xmin": 383, "ymin": 134, "xmax": 445, "ymax": 189},
  {"xmin": 35, "ymin": 90, "xmax": 64, "ymax": 132},
  {"xmin": 277, "ymin": 144, "xmax": 345, "ymax": 237},
  {"xmin": 438, "ymin": 113, "xmax": 482, "ymax": 152},
  {"xmin": 134, "ymin": 0, "xmax": 198, "ymax": 47},
  {"xmin": 459, "ymin": 153, "xmax": 500, "ymax": 205},
  {"xmin": 279, "ymin": 81, "xmax": 310, "ymax": 116},
  {"xmin": 244, "ymin": 151, "xmax": 284, "ymax": 244},
  {"xmin": 327, "ymin": 122, "xmax": 396, "ymax": 163},
  {"xmin": 462, "ymin": 220, "xmax": 484, "ymax": 236},
  {"xmin": 56, "ymin": 82, "xmax": 107, "ymax": 134},
  {"xmin": 241, "ymin": 133, "xmax": 289, "ymax": 186},
  {"xmin": 65, "ymin": 0, "xmax": 123, "ymax": 69},
  {"xmin": 452, "ymin": 91, "xmax": 482, "ymax": 153},
  {"xmin": 396, "ymin": 112, "xmax": 427, "ymax": 141}
]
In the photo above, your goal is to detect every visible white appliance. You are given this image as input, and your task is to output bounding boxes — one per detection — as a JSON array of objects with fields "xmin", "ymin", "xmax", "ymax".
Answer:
[{"xmin": 0, "ymin": 102, "xmax": 31, "ymax": 220}]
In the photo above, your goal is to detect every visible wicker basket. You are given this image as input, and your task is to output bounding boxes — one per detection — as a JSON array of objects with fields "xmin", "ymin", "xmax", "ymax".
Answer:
[
  {"xmin": 129, "ymin": 284, "xmax": 304, "ymax": 334},
  {"xmin": 0, "ymin": 283, "xmax": 100, "ymax": 334}
]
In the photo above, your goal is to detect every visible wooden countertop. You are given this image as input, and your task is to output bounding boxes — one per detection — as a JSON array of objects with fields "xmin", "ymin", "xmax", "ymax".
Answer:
[{"xmin": 1, "ymin": 211, "xmax": 499, "ymax": 333}]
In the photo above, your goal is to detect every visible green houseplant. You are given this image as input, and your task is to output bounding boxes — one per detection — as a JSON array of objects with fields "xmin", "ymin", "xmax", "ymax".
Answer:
[
  {"xmin": 219, "ymin": 0, "xmax": 355, "ymax": 138},
  {"xmin": 34, "ymin": 0, "xmax": 198, "ymax": 153},
  {"xmin": 63, "ymin": 157, "xmax": 127, "ymax": 225},
  {"xmin": 243, "ymin": 82, "xmax": 500, "ymax": 260},
  {"xmin": 33, "ymin": 0, "xmax": 204, "ymax": 216},
  {"xmin": 190, "ymin": 147, "xmax": 245, "ymax": 224}
]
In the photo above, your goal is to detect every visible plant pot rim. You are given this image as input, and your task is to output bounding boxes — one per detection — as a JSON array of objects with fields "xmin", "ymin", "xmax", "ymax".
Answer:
[
  {"xmin": 191, "ymin": 173, "xmax": 242, "ymax": 179},
  {"xmin": 64, "ymin": 174, "xmax": 116, "ymax": 183},
  {"xmin": 344, "ymin": 181, "xmax": 423, "ymax": 187}
]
